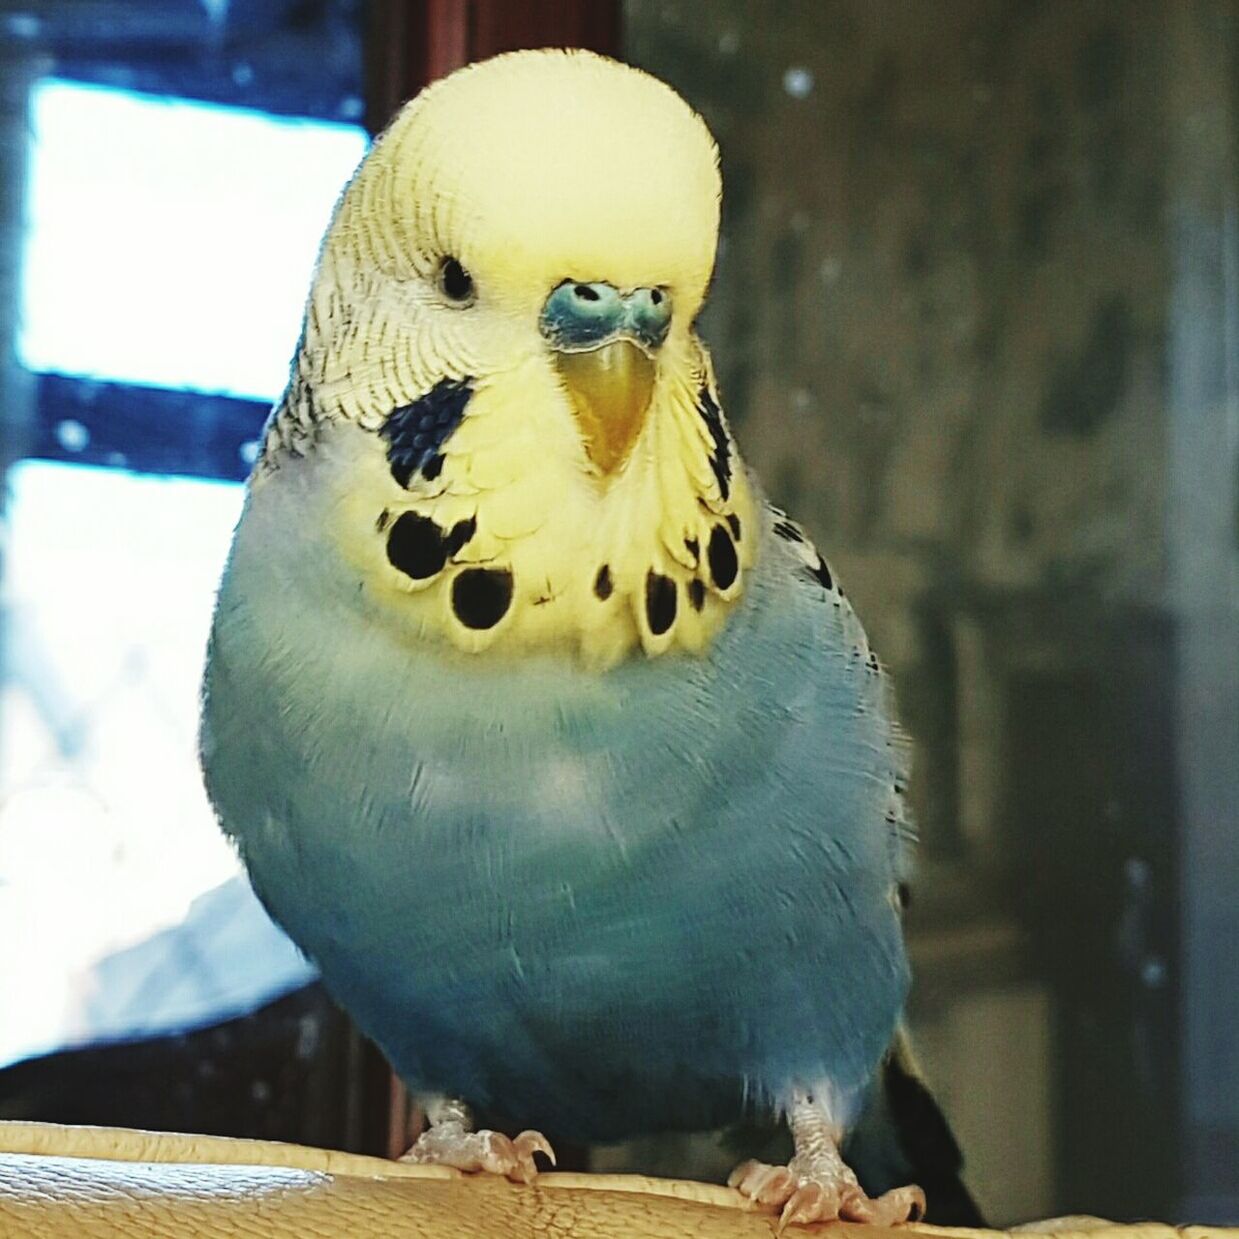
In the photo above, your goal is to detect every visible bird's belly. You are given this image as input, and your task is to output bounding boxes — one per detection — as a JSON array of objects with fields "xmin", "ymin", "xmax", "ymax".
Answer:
[
  {"xmin": 230, "ymin": 731, "xmax": 904, "ymax": 1143},
  {"xmin": 204, "ymin": 564, "xmax": 908, "ymax": 1143}
]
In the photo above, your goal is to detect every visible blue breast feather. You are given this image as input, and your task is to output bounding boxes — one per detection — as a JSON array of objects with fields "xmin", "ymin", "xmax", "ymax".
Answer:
[{"xmin": 204, "ymin": 513, "xmax": 911, "ymax": 1143}]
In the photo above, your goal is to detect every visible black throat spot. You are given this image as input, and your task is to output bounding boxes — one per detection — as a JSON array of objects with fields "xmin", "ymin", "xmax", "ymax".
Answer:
[
  {"xmin": 452, "ymin": 568, "xmax": 514, "ymax": 630},
  {"xmin": 380, "ymin": 377, "xmax": 473, "ymax": 489},
  {"xmin": 645, "ymin": 571, "xmax": 677, "ymax": 636},
  {"xmin": 708, "ymin": 523, "xmax": 738, "ymax": 591},
  {"xmin": 386, "ymin": 512, "xmax": 450, "ymax": 580}
]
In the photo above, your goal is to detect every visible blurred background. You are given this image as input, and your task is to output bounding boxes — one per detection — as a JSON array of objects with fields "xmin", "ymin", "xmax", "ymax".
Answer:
[{"xmin": 0, "ymin": 0, "xmax": 1235, "ymax": 1226}]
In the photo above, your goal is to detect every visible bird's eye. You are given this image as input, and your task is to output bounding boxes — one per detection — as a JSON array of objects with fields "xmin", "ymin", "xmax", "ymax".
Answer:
[{"xmin": 438, "ymin": 257, "xmax": 474, "ymax": 304}]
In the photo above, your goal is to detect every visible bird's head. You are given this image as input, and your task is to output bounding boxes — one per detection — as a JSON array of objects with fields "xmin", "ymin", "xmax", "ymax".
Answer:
[{"xmin": 259, "ymin": 49, "xmax": 756, "ymax": 667}]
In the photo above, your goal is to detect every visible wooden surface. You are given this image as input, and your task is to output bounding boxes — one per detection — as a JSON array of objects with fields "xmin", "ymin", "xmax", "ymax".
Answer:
[{"xmin": 1, "ymin": 1121, "xmax": 1235, "ymax": 1239}]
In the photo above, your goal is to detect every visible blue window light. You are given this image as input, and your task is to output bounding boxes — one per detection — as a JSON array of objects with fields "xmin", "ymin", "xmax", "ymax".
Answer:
[
  {"xmin": 0, "ymin": 462, "xmax": 316, "ymax": 1067},
  {"xmin": 19, "ymin": 78, "xmax": 368, "ymax": 402}
]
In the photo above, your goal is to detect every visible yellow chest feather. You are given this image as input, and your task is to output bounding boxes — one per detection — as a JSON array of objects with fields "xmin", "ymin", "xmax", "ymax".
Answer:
[{"xmin": 298, "ymin": 351, "xmax": 756, "ymax": 670}]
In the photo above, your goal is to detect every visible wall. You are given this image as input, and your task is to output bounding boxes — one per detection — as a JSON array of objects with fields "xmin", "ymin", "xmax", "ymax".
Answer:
[{"xmin": 627, "ymin": 0, "xmax": 1237, "ymax": 1223}]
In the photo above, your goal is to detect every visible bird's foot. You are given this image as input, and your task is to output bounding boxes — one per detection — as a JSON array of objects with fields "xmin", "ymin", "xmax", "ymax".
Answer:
[
  {"xmin": 401, "ymin": 1122, "xmax": 555, "ymax": 1184},
  {"xmin": 729, "ymin": 1157, "xmax": 925, "ymax": 1229}
]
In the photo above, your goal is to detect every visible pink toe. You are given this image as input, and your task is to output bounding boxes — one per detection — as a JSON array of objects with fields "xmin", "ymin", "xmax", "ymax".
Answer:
[
  {"xmin": 778, "ymin": 1183, "xmax": 836, "ymax": 1231},
  {"xmin": 727, "ymin": 1159, "xmax": 760, "ymax": 1191}
]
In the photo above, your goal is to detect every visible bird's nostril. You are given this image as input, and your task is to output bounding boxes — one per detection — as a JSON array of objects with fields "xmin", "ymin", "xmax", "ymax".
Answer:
[
  {"xmin": 650, "ymin": 289, "xmax": 663, "ymax": 306},
  {"xmin": 574, "ymin": 284, "xmax": 601, "ymax": 302}
]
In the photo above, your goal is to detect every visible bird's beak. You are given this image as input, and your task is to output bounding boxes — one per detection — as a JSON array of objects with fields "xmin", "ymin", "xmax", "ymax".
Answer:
[
  {"xmin": 555, "ymin": 341, "xmax": 656, "ymax": 476},
  {"xmin": 541, "ymin": 281, "xmax": 670, "ymax": 476}
]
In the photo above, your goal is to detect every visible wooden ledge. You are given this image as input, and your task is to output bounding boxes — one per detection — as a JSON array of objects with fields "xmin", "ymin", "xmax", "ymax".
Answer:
[{"xmin": 1, "ymin": 1122, "xmax": 1233, "ymax": 1239}]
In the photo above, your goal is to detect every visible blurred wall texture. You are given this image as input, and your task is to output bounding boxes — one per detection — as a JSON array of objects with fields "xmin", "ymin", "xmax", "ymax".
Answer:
[{"xmin": 627, "ymin": 0, "xmax": 1238, "ymax": 1225}]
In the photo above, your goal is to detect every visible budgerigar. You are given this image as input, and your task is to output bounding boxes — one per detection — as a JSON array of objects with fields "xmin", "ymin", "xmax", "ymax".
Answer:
[{"xmin": 201, "ymin": 50, "xmax": 980, "ymax": 1228}]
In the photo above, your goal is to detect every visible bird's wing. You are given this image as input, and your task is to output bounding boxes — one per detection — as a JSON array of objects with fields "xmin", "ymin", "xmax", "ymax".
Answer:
[{"xmin": 760, "ymin": 500, "xmax": 917, "ymax": 884}]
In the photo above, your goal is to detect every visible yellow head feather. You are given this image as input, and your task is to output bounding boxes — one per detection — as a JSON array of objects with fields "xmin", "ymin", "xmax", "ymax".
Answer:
[{"xmin": 261, "ymin": 49, "xmax": 755, "ymax": 669}]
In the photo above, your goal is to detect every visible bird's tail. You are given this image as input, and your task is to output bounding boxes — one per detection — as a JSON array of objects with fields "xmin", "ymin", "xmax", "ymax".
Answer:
[{"xmin": 844, "ymin": 1029, "xmax": 987, "ymax": 1227}]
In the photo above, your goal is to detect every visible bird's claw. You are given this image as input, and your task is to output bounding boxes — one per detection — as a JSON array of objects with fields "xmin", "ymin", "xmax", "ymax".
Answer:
[
  {"xmin": 874, "ymin": 1185, "xmax": 928, "ymax": 1226},
  {"xmin": 729, "ymin": 1158, "xmax": 925, "ymax": 1229},
  {"xmin": 779, "ymin": 1182, "xmax": 839, "ymax": 1231},
  {"xmin": 402, "ymin": 1124, "xmax": 556, "ymax": 1183},
  {"xmin": 505, "ymin": 1129, "xmax": 558, "ymax": 1183}
]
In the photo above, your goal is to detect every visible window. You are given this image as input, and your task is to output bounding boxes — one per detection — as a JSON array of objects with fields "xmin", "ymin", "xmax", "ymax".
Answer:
[
  {"xmin": 21, "ymin": 79, "xmax": 367, "ymax": 403},
  {"xmin": 1, "ymin": 77, "xmax": 365, "ymax": 1067}
]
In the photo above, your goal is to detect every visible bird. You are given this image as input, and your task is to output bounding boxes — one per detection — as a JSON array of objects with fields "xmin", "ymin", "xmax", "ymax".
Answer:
[{"xmin": 200, "ymin": 48, "xmax": 981, "ymax": 1229}]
